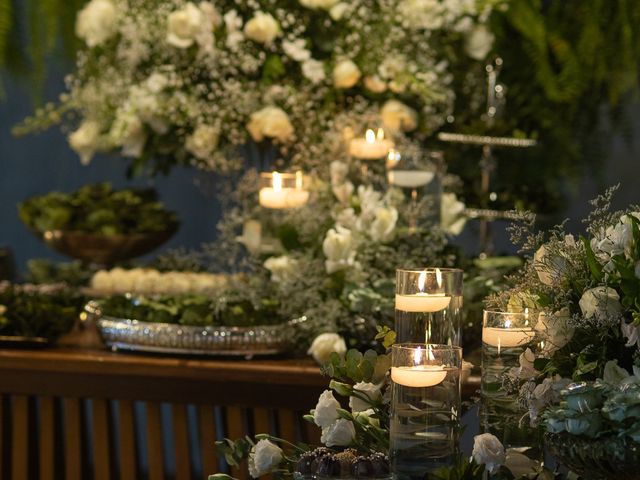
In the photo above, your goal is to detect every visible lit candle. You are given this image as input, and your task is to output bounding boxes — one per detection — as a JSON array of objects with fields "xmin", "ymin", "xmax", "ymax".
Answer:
[
  {"xmin": 482, "ymin": 326, "xmax": 535, "ymax": 348},
  {"xmin": 395, "ymin": 269, "xmax": 450, "ymax": 312},
  {"xmin": 391, "ymin": 365, "xmax": 447, "ymax": 387},
  {"xmin": 349, "ymin": 128, "xmax": 394, "ymax": 159},
  {"xmin": 395, "ymin": 293, "xmax": 451, "ymax": 312},
  {"xmin": 387, "ymin": 170, "xmax": 435, "ymax": 188},
  {"xmin": 259, "ymin": 171, "xmax": 310, "ymax": 209}
]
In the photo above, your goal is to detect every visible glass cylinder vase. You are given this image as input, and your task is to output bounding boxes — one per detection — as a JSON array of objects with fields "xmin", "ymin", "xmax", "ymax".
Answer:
[
  {"xmin": 395, "ymin": 268, "xmax": 463, "ymax": 345},
  {"xmin": 480, "ymin": 310, "xmax": 543, "ymax": 460},
  {"xmin": 390, "ymin": 344, "xmax": 462, "ymax": 480}
]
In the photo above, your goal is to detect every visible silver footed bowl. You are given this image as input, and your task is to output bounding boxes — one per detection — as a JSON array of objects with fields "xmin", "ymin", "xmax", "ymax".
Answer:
[
  {"xmin": 31, "ymin": 225, "xmax": 178, "ymax": 265},
  {"xmin": 545, "ymin": 432, "xmax": 640, "ymax": 479},
  {"xmin": 85, "ymin": 301, "xmax": 304, "ymax": 357}
]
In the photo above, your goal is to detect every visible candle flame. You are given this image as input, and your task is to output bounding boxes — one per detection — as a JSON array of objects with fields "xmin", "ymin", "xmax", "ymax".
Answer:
[
  {"xmin": 413, "ymin": 346, "xmax": 422, "ymax": 366},
  {"xmin": 295, "ymin": 171, "xmax": 303, "ymax": 190},
  {"xmin": 272, "ymin": 171, "xmax": 282, "ymax": 191},
  {"xmin": 365, "ymin": 129, "xmax": 376, "ymax": 143},
  {"xmin": 376, "ymin": 128, "xmax": 385, "ymax": 140},
  {"xmin": 524, "ymin": 307, "xmax": 530, "ymax": 326},
  {"xmin": 418, "ymin": 270, "xmax": 427, "ymax": 293},
  {"xmin": 427, "ymin": 345, "xmax": 436, "ymax": 362},
  {"xmin": 504, "ymin": 319, "xmax": 512, "ymax": 329},
  {"xmin": 387, "ymin": 149, "xmax": 401, "ymax": 168},
  {"xmin": 435, "ymin": 268, "xmax": 443, "ymax": 289}
]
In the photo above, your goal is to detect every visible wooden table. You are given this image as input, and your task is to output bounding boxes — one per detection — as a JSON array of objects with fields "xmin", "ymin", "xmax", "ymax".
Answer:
[
  {"xmin": 0, "ymin": 347, "xmax": 480, "ymax": 480},
  {"xmin": 0, "ymin": 347, "xmax": 327, "ymax": 480}
]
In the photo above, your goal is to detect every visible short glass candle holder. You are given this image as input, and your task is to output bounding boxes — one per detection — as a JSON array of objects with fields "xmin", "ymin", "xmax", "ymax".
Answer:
[
  {"xmin": 395, "ymin": 268, "xmax": 463, "ymax": 345},
  {"xmin": 349, "ymin": 127, "xmax": 394, "ymax": 160},
  {"xmin": 481, "ymin": 310, "xmax": 543, "ymax": 459},
  {"xmin": 390, "ymin": 344, "xmax": 462, "ymax": 480},
  {"xmin": 258, "ymin": 171, "xmax": 310, "ymax": 209}
]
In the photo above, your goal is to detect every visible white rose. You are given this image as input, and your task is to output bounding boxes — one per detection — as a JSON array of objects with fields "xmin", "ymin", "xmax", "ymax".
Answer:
[
  {"xmin": 322, "ymin": 227, "xmax": 354, "ymax": 273},
  {"xmin": 186, "ymin": 124, "xmax": 219, "ymax": 160},
  {"xmin": 332, "ymin": 182, "xmax": 354, "ymax": 205},
  {"xmin": 76, "ymin": 0, "xmax": 118, "ymax": 47},
  {"xmin": 333, "ymin": 60, "xmax": 361, "ymax": 89},
  {"xmin": 380, "ymin": 100, "xmax": 418, "ymax": 132},
  {"xmin": 330, "ymin": 160, "xmax": 349, "ymax": 185},
  {"xmin": 329, "ymin": 3, "xmax": 348, "ymax": 20},
  {"xmin": 591, "ymin": 220, "xmax": 634, "ymax": 263},
  {"xmin": 91, "ymin": 270, "xmax": 113, "ymax": 292},
  {"xmin": 349, "ymin": 382, "xmax": 382, "ymax": 412},
  {"xmin": 69, "ymin": 120, "xmax": 101, "ymax": 165},
  {"xmin": 299, "ymin": 0, "xmax": 339, "ymax": 10},
  {"xmin": 534, "ymin": 244, "xmax": 568, "ymax": 286},
  {"xmin": 510, "ymin": 348, "xmax": 537, "ymax": 380},
  {"xmin": 528, "ymin": 376, "xmax": 568, "ymax": 425},
  {"xmin": 465, "ymin": 25, "xmax": 495, "ymax": 60},
  {"xmin": 244, "ymin": 12, "xmax": 279, "ymax": 44},
  {"xmin": 264, "ymin": 255, "xmax": 298, "ymax": 283},
  {"xmin": 313, "ymin": 389, "xmax": 341, "ymax": 428},
  {"xmin": 536, "ymin": 309, "xmax": 574, "ymax": 354},
  {"xmin": 336, "ymin": 208, "xmax": 358, "ymax": 229},
  {"xmin": 579, "ymin": 287, "xmax": 622, "ymax": 322},
  {"xmin": 308, "ymin": 333, "xmax": 347, "ymax": 364},
  {"xmin": 321, "ymin": 419, "xmax": 356, "ymax": 447},
  {"xmin": 110, "ymin": 268, "xmax": 135, "ymax": 293},
  {"xmin": 167, "ymin": 2, "xmax": 205, "ymax": 48},
  {"xmin": 247, "ymin": 107, "xmax": 294, "ymax": 143},
  {"xmin": 369, "ymin": 207, "xmax": 398, "ymax": 243},
  {"xmin": 236, "ymin": 220, "xmax": 262, "ymax": 254},
  {"xmin": 119, "ymin": 115, "xmax": 147, "ymax": 158},
  {"xmin": 363, "ymin": 75, "xmax": 387, "ymax": 93},
  {"xmin": 441, "ymin": 192, "xmax": 466, "ymax": 235},
  {"xmin": 302, "ymin": 59, "xmax": 326, "ymax": 84},
  {"xmin": 621, "ymin": 320, "xmax": 640, "ymax": 348},
  {"xmin": 163, "ymin": 272, "xmax": 192, "ymax": 295},
  {"xmin": 282, "ymin": 39, "xmax": 310, "ymax": 62},
  {"xmin": 353, "ymin": 409, "xmax": 379, "ymax": 427},
  {"xmin": 472, "ymin": 433, "xmax": 505, "ymax": 474},
  {"xmin": 248, "ymin": 439, "xmax": 283, "ymax": 478},
  {"xmin": 357, "ymin": 185, "xmax": 383, "ymax": 219}
]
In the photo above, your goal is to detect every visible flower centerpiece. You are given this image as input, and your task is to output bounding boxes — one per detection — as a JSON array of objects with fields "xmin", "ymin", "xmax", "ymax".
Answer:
[
  {"xmin": 483, "ymin": 186, "xmax": 640, "ymax": 475},
  {"xmin": 17, "ymin": 0, "xmax": 504, "ymax": 174}
]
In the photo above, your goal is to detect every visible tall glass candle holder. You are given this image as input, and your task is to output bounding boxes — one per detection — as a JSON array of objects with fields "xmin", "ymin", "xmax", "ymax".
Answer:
[
  {"xmin": 390, "ymin": 344, "xmax": 462, "ymax": 479},
  {"xmin": 259, "ymin": 171, "xmax": 310, "ymax": 209},
  {"xmin": 395, "ymin": 268, "xmax": 463, "ymax": 345},
  {"xmin": 481, "ymin": 310, "xmax": 542, "ymax": 460}
]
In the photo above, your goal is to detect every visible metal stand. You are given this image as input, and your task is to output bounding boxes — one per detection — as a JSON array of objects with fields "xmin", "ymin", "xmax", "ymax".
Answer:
[{"xmin": 438, "ymin": 58, "xmax": 537, "ymax": 254}]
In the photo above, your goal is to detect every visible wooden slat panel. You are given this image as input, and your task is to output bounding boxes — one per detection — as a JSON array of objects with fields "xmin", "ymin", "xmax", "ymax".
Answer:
[
  {"xmin": 91, "ymin": 399, "xmax": 111, "ymax": 480},
  {"xmin": 253, "ymin": 408, "xmax": 271, "ymax": 436},
  {"xmin": 0, "ymin": 395, "xmax": 4, "ymax": 480},
  {"xmin": 145, "ymin": 402, "xmax": 165, "ymax": 480},
  {"xmin": 198, "ymin": 406, "xmax": 218, "ymax": 477},
  {"xmin": 63, "ymin": 398, "xmax": 82, "ymax": 480},
  {"xmin": 277, "ymin": 409, "xmax": 296, "ymax": 444},
  {"xmin": 117, "ymin": 400, "xmax": 137, "ymax": 480},
  {"xmin": 172, "ymin": 404, "xmax": 191, "ymax": 480},
  {"xmin": 11, "ymin": 395, "xmax": 28, "ymax": 480},
  {"xmin": 226, "ymin": 406, "xmax": 246, "ymax": 480},
  {"xmin": 304, "ymin": 420, "xmax": 321, "ymax": 446},
  {"xmin": 39, "ymin": 397, "xmax": 55, "ymax": 480}
]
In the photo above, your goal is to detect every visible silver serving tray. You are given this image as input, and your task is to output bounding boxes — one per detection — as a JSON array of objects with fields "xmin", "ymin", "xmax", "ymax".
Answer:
[{"xmin": 86, "ymin": 301, "xmax": 303, "ymax": 357}]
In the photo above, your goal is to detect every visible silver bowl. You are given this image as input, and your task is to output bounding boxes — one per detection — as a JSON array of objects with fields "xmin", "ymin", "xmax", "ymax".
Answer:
[{"xmin": 85, "ymin": 301, "xmax": 303, "ymax": 357}]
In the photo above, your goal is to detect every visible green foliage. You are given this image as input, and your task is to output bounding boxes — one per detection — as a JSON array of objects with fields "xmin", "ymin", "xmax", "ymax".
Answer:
[
  {"xmin": 25, "ymin": 258, "xmax": 94, "ymax": 286},
  {"xmin": 18, "ymin": 183, "xmax": 178, "ymax": 235},
  {"xmin": 0, "ymin": 284, "xmax": 84, "ymax": 339},
  {"xmin": 321, "ymin": 348, "xmax": 391, "ymax": 385},
  {"xmin": 98, "ymin": 293, "xmax": 286, "ymax": 327}
]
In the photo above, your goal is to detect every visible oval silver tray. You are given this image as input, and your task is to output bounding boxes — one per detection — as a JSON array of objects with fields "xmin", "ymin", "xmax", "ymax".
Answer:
[{"xmin": 86, "ymin": 301, "xmax": 303, "ymax": 357}]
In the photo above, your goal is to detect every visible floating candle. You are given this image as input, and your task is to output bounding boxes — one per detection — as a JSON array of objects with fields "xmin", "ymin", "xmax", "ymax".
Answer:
[
  {"xmin": 395, "ymin": 293, "xmax": 451, "ymax": 313},
  {"xmin": 387, "ymin": 170, "xmax": 435, "ymax": 188},
  {"xmin": 349, "ymin": 128, "xmax": 394, "ymax": 159},
  {"xmin": 482, "ymin": 326, "xmax": 535, "ymax": 348},
  {"xmin": 391, "ymin": 365, "xmax": 447, "ymax": 387},
  {"xmin": 259, "ymin": 171, "xmax": 309, "ymax": 209}
]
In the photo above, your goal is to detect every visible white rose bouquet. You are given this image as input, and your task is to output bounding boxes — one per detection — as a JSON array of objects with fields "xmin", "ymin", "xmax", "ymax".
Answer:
[
  {"xmin": 18, "ymin": 0, "xmax": 504, "ymax": 174},
  {"xmin": 486, "ymin": 186, "xmax": 640, "ymax": 428}
]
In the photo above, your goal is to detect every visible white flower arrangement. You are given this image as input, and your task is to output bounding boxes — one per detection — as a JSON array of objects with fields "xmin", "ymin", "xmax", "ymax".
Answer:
[{"xmin": 22, "ymin": 0, "xmax": 504, "ymax": 173}]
